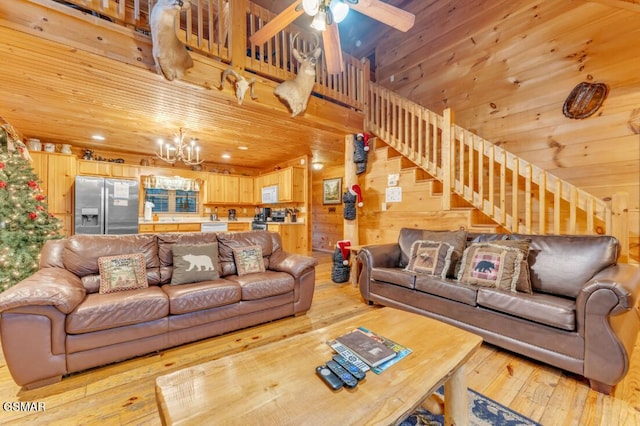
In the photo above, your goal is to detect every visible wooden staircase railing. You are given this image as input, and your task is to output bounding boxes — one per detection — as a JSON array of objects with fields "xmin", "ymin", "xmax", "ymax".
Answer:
[
  {"xmin": 365, "ymin": 82, "xmax": 630, "ymax": 261},
  {"xmin": 60, "ymin": 0, "xmax": 367, "ymax": 111}
]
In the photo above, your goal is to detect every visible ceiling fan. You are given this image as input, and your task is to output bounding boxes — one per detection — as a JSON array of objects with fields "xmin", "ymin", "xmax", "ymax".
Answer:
[{"xmin": 249, "ymin": 0, "xmax": 415, "ymax": 75}]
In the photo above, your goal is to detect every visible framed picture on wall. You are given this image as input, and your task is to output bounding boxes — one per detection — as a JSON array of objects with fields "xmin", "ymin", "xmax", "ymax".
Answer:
[{"xmin": 323, "ymin": 177, "xmax": 342, "ymax": 205}]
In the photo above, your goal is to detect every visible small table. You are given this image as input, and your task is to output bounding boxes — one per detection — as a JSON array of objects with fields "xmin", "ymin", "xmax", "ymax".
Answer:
[{"xmin": 155, "ymin": 308, "xmax": 482, "ymax": 425}]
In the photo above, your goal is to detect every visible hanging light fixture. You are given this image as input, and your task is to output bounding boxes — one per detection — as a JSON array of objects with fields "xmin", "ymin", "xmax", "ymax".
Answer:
[
  {"xmin": 329, "ymin": 0, "xmax": 349, "ymax": 23},
  {"xmin": 156, "ymin": 128, "xmax": 203, "ymax": 165}
]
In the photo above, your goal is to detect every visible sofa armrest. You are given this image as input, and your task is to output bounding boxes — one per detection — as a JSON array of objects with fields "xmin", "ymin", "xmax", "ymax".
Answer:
[
  {"xmin": 0, "ymin": 268, "xmax": 86, "ymax": 314},
  {"xmin": 576, "ymin": 264, "xmax": 640, "ymax": 388},
  {"xmin": 357, "ymin": 244, "xmax": 401, "ymax": 302},
  {"xmin": 269, "ymin": 252, "xmax": 318, "ymax": 279}
]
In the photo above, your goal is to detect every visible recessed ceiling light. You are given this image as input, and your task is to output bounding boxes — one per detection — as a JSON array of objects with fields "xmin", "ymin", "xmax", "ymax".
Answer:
[
  {"xmin": 92, "ymin": 134, "xmax": 105, "ymax": 141},
  {"xmin": 237, "ymin": 146, "xmax": 248, "ymax": 150},
  {"xmin": 221, "ymin": 153, "xmax": 231, "ymax": 159}
]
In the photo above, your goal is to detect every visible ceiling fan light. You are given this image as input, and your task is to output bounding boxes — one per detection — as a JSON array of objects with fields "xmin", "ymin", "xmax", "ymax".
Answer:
[
  {"xmin": 302, "ymin": 0, "xmax": 320, "ymax": 16},
  {"xmin": 329, "ymin": 1, "xmax": 349, "ymax": 23},
  {"xmin": 310, "ymin": 11, "xmax": 327, "ymax": 31}
]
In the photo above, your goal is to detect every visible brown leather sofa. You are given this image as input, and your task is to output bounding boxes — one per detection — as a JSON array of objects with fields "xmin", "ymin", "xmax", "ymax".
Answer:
[
  {"xmin": 0, "ymin": 230, "xmax": 317, "ymax": 389},
  {"xmin": 358, "ymin": 228, "xmax": 640, "ymax": 394}
]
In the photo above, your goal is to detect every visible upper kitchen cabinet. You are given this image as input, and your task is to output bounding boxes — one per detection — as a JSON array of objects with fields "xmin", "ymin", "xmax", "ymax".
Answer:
[
  {"xmin": 207, "ymin": 174, "xmax": 254, "ymax": 205},
  {"xmin": 255, "ymin": 167, "xmax": 305, "ymax": 204}
]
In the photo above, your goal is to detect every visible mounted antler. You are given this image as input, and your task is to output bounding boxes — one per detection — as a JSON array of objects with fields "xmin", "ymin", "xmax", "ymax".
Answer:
[
  {"xmin": 273, "ymin": 33, "xmax": 322, "ymax": 117},
  {"xmin": 220, "ymin": 68, "xmax": 258, "ymax": 105}
]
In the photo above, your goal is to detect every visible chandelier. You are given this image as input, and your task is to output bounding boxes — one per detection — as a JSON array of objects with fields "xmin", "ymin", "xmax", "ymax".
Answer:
[{"xmin": 155, "ymin": 128, "xmax": 203, "ymax": 165}]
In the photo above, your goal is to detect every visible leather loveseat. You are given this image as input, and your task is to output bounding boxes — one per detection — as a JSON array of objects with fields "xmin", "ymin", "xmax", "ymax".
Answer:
[
  {"xmin": 358, "ymin": 228, "xmax": 640, "ymax": 394},
  {"xmin": 0, "ymin": 230, "xmax": 317, "ymax": 389}
]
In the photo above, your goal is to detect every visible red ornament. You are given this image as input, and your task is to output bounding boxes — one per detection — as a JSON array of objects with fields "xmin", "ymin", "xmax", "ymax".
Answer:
[
  {"xmin": 29, "ymin": 212, "xmax": 38, "ymax": 220},
  {"xmin": 0, "ymin": 163, "xmax": 4, "ymax": 169},
  {"xmin": 35, "ymin": 194, "xmax": 45, "ymax": 201},
  {"xmin": 0, "ymin": 181, "xmax": 6, "ymax": 189},
  {"xmin": 36, "ymin": 205, "xmax": 44, "ymax": 211},
  {"xmin": 27, "ymin": 180, "xmax": 38, "ymax": 189}
]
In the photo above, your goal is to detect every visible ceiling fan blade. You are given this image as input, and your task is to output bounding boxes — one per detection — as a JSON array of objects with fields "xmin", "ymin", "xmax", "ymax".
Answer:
[
  {"xmin": 322, "ymin": 22, "xmax": 344, "ymax": 74},
  {"xmin": 249, "ymin": 1, "xmax": 304, "ymax": 46},
  {"xmin": 350, "ymin": 0, "xmax": 415, "ymax": 32}
]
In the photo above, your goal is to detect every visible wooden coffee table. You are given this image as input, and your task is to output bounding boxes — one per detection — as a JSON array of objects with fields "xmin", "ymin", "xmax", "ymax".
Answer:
[{"xmin": 155, "ymin": 308, "xmax": 482, "ymax": 425}]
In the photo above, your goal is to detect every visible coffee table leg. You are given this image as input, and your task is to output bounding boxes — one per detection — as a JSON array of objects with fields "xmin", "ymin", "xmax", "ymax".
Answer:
[{"xmin": 444, "ymin": 365, "xmax": 468, "ymax": 426}]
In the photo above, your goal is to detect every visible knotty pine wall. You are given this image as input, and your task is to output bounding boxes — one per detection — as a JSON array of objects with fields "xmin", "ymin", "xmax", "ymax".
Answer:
[
  {"xmin": 372, "ymin": 0, "xmax": 640, "ymax": 262},
  {"xmin": 311, "ymin": 165, "xmax": 345, "ymax": 252}
]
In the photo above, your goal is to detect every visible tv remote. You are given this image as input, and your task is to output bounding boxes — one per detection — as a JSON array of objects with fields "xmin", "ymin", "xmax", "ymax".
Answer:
[
  {"xmin": 316, "ymin": 365, "xmax": 343, "ymax": 390},
  {"xmin": 327, "ymin": 340, "xmax": 371, "ymax": 372},
  {"xmin": 332, "ymin": 354, "xmax": 366, "ymax": 381},
  {"xmin": 326, "ymin": 360, "xmax": 358, "ymax": 388}
]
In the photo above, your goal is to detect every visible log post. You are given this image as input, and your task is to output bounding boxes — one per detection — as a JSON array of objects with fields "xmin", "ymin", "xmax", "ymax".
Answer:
[{"xmin": 344, "ymin": 134, "xmax": 358, "ymax": 246}]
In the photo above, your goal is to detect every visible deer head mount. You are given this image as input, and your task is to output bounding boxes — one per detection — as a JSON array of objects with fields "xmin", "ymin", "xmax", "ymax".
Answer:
[
  {"xmin": 220, "ymin": 69, "xmax": 258, "ymax": 105},
  {"xmin": 274, "ymin": 33, "xmax": 321, "ymax": 117},
  {"xmin": 150, "ymin": 0, "xmax": 194, "ymax": 81}
]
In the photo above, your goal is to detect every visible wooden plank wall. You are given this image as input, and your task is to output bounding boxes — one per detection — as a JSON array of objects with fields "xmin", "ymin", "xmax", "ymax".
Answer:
[
  {"xmin": 372, "ymin": 0, "xmax": 640, "ymax": 262},
  {"xmin": 311, "ymin": 164, "xmax": 345, "ymax": 252}
]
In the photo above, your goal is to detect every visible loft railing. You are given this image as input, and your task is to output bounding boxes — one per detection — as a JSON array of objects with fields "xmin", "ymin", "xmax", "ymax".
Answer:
[
  {"xmin": 61, "ymin": 0, "xmax": 367, "ymax": 111},
  {"xmin": 365, "ymin": 82, "xmax": 630, "ymax": 261}
]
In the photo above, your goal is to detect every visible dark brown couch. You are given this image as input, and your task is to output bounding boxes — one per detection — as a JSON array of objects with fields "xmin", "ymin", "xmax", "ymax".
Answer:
[
  {"xmin": 0, "ymin": 230, "xmax": 317, "ymax": 389},
  {"xmin": 358, "ymin": 228, "xmax": 640, "ymax": 394}
]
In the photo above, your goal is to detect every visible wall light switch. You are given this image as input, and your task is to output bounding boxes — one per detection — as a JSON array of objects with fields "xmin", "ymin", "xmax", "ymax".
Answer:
[{"xmin": 381, "ymin": 202, "xmax": 387, "ymax": 211}]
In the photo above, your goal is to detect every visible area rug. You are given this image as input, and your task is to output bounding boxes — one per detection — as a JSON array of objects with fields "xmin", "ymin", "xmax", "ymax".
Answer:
[{"xmin": 400, "ymin": 386, "xmax": 541, "ymax": 426}]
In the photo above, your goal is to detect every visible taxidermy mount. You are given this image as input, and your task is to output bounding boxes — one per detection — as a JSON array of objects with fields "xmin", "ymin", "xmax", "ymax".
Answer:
[
  {"xmin": 220, "ymin": 68, "xmax": 258, "ymax": 105},
  {"xmin": 150, "ymin": 0, "xmax": 194, "ymax": 81}
]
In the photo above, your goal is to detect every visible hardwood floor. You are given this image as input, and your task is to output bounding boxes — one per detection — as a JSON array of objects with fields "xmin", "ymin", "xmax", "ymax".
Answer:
[{"xmin": 0, "ymin": 252, "xmax": 638, "ymax": 425}]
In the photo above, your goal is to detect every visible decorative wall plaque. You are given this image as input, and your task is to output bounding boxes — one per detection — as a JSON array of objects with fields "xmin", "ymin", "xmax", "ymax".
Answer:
[{"xmin": 562, "ymin": 82, "xmax": 608, "ymax": 119}]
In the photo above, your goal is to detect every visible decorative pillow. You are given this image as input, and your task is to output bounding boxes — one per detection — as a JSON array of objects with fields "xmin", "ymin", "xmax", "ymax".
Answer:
[
  {"xmin": 398, "ymin": 229, "xmax": 467, "ymax": 277},
  {"xmin": 404, "ymin": 240, "xmax": 455, "ymax": 279},
  {"xmin": 98, "ymin": 253, "xmax": 148, "ymax": 294},
  {"xmin": 457, "ymin": 239, "xmax": 532, "ymax": 293},
  {"xmin": 233, "ymin": 245, "xmax": 266, "ymax": 276},
  {"xmin": 171, "ymin": 243, "xmax": 220, "ymax": 285}
]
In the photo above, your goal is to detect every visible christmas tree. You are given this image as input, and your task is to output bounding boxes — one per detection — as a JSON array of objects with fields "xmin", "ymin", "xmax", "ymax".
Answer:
[{"xmin": 0, "ymin": 126, "xmax": 62, "ymax": 292}]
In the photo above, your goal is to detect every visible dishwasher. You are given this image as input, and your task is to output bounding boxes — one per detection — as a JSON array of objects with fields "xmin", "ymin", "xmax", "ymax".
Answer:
[{"xmin": 200, "ymin": 222, "xmax": 228, "ymax": 233}]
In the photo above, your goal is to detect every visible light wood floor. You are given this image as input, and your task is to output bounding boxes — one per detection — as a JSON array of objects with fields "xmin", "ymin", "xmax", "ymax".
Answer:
[{"xmin": 0, "ymin": 252, "xmax": 638, "ymax": 425}]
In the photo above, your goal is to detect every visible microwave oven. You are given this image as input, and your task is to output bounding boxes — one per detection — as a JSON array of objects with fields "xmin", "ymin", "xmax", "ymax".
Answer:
[{"xmin": 261, "ymin": 185, "xmax": 278, "ymax": 204}]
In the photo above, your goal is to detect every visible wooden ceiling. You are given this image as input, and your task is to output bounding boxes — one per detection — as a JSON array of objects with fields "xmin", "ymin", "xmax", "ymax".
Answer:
[{"xmin": 0, "ymin": 1, "xmax": 366, "ymax": 173}]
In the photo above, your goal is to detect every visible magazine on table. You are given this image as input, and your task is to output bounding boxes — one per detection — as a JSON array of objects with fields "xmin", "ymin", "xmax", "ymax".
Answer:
[
  {"xmin": 356, "ymin": 326, "xmax": 413, "ymax": 374},
  {"xmin": 335, "ymin": 328, "xmax": 397, "ymax": 367}
]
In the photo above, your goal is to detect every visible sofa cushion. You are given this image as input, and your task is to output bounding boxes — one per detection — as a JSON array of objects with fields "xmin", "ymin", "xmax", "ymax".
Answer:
[
  {"xmin": 98, "ymin": 253, "xmax": 148, "ymax": 294},
  {"xmin": 225, "ymin": 271, "xmax": 294, "ymax": 301},
  {"xmin": 372, "ymin": 267, "xmax": 416, "ymax": 289},
  {"xmin": 510, "ymin": 234, "xmax": 619, "ymax": 298},
  {"xmin": 217, "ymin": 231, "xmax": 273, "ymax": 276},
  {"xmin": 398, "ymin": 229, "xmax": 467, "ymax": 277},
  {"xmin": 171, "ymin": 243, "xmax": 220, "ymax": 285},
  {"xmin": 161, "ymin": 280, "xmax": 241, "ymax": 314},
  {"xmin": 233, "ymin": 245, "xmax": 266, "ymax": 276},
  {"xmin": 63, "ymin": 234, "xmax": 160, "ymax": 290},
  {"xmin": 414, "ymin": 276, "xmax": 478, "ymax": 306},
  {"xmin": 457, "ymin": 240, "xmax": 531, "ymax": 293},
  {"xmin": 66, "ymin": 287, "xmax": 169, "ymax": 334},
  {"xmin": 405, "ymin": 240, "xmax": 455, "ymax": 279},
  {"xmin": 157, "ymin": 233, "xmax": 220, "ymax": 284},
  {"xmin": 476, "ymin": 288, "xmax": 576, "ymax": 331}
]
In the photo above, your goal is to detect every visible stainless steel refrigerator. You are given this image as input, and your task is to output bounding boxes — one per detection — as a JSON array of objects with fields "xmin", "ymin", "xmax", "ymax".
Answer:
[{"xmin": 74, "ymin": 176, "xmax": 139, "ymax": 234}]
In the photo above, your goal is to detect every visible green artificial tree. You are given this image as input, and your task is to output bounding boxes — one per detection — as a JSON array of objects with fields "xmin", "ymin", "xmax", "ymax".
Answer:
[{"xmin": 0, "ymin": 127, "xmax": 62, "ymax": 292}]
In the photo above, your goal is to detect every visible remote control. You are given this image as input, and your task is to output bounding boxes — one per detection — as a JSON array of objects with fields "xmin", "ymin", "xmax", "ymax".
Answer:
[
  {"xmin": 327, "ymin": 340, "xmax": 371, "ymax": 372},
  {"xmin": 332, "ymin": 354, "xmax": 366, "ymax": 381},
  {"xmin": 316, "ymin": 365, "xmax": 343, "ymax": 390},
  {"xmin": 326, "ymin": 360, "xmax": 358, "ymax": 388}
]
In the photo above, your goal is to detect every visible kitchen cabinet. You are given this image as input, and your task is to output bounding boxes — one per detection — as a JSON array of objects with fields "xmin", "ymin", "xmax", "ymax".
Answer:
[
  {"xmin": 78, "ymin": 160, "xmax": 111, "ymax": 176},
  {"xmin": 30, "ymin": 152, "xmax": 77, "ymax": 236},
  {"xmin": 111, "ymin": 164, "xmax": 140, "ymax": 178},
  {"xmin": 138, "ymin": 222, "xmax": 201, "ymax": 233},
  {"xmin": 255, "ymin": 167, "xmax": 305, "ymax": 204},
  {"xmin": 227, "ymin": 222, "xmax": 250, "ymax": 232},
  {"xmin": 267, "ymin": 223, "xmax": 307, "ymax": 255},
  {"xmin": 207, "ymin": 174, "xmax": 254, "ymax": 205}
]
